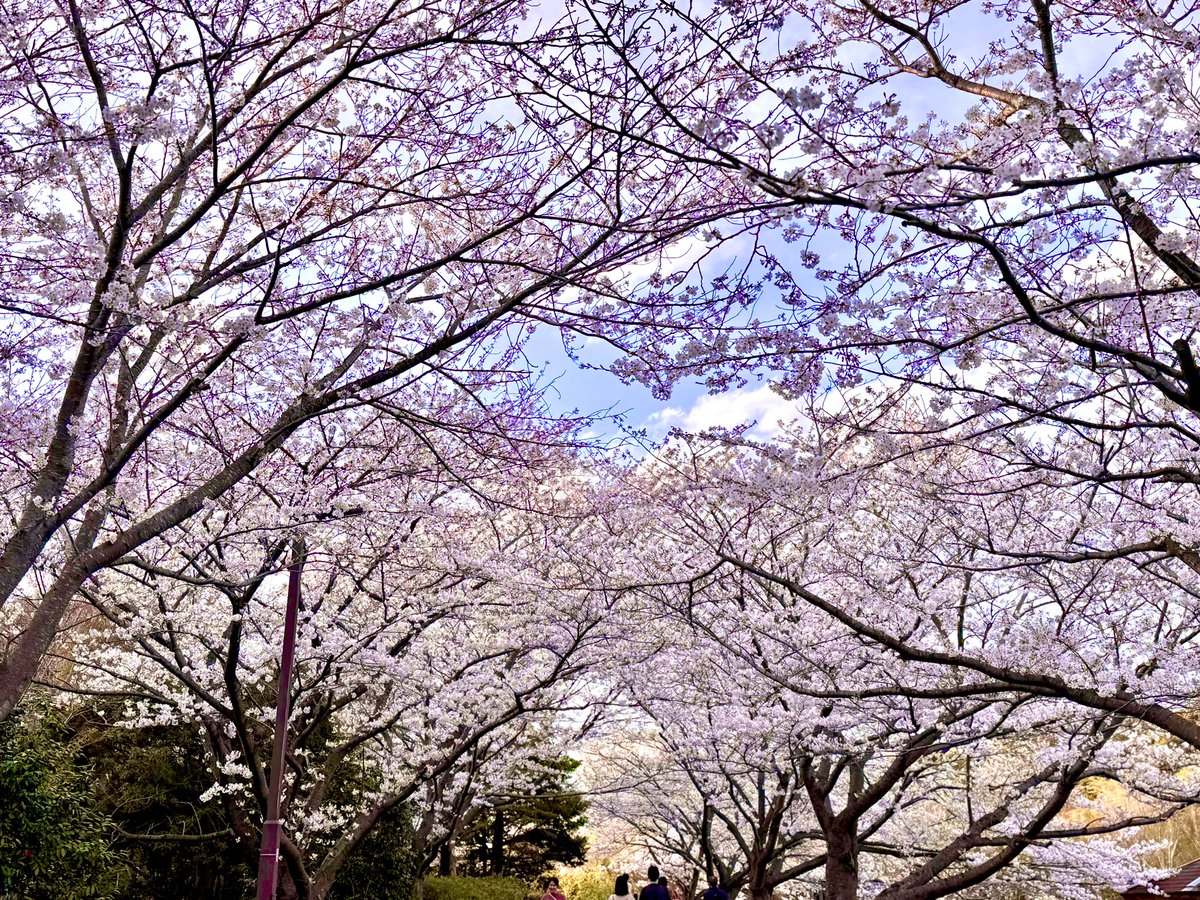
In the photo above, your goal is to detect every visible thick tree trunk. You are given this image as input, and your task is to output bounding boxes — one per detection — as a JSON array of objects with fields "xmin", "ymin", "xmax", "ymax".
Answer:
[
  {"xmin": 439, "ymin": 841, "xmax": 456, "ymax": 877},
  {"xmin": 0, "ymin": 512, "xmax": 57, "ymax": 612},
  {"xmin": 0, "ymin": 386, "xmax": 324, "ymax": 723},
  {"xmin": 746, "ymin": 851, "xmax": 774, "ymax": 900},
  {"xmin": 0, "ymin": 564, "xmax": 90, "ymax": 721},
  {"xmin": 277, "ymin": 868, "xmax": 301, "ymax": 900},
  {"xmin": 824, "ymin": 826, "xmax": 859, "ymax": 900},
  {"xmin": 279, "ymin": 835, "xmax": 314, "ymax": 900}
]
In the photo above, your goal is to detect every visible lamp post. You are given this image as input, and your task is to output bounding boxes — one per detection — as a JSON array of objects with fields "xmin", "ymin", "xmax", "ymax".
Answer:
[{"xmin": 256, "ymin": 553, "xmax": 303, "ymax": 900}]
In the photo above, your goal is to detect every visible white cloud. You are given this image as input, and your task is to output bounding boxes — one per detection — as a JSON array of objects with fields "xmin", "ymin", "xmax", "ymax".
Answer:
[{"xmin": 646, "ymin": 384, "xmax": 799, "ymax": 438}]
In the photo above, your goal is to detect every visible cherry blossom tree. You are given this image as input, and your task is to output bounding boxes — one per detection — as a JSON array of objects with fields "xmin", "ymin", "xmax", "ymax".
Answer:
[
  {"xmin": 647, "ymin": 411, "xmax": 1200, "ymax": 749},
  {"xmin": 595, "ymin": 696, "xmax": 1185, "ymax": 900},
  {"xmin": 37, "ymin": 406, "xmax": 616, "ymax": 899},
  {"xmin": 590, "ymin": 700, "xmax": 1177, "ymax": 900},
  {"xmin": 11, "ymin": 7, "xmax": 1200, "ymax": 900},
  {"xmin": 0, "ymin": 0, "xmax": 756, "ymax": 720},
  {"xmin": 587, "ymin": 437, "xmax": 1200, "ymax": 900},
  {"xmin": 545, "ymin": 0, "xmax": 1200, "ymax": 755}
]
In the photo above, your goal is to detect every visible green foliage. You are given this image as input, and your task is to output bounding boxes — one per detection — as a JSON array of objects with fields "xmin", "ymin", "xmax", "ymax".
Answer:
[
  {"xmin": 79, "ymin": 701, "xmax": 424, "ymax": 899},
  {"xmin": 422, "ymin": 875, "xmax": 531, "ymax": 900},
  {"xmin": 72, "ymin": 706, "xmax": 253, "ymax": 900},
  {"xmin": 0, "ymin": 708, "xmax": 124, "ymax": 900},
  {"xmin": 1, "ymin": 700, "xmax": 428, "ymax": 899},
  {"xmin": 460, "ymin": 756, "xmax": 589, "ymax": 881},
  {"xmin": 329, "ymin": 805, "xmax": 420, "ymax": 900},
  {"xmin": 554, "ymin": 865, "xmax": 619, "ymax": 900}
]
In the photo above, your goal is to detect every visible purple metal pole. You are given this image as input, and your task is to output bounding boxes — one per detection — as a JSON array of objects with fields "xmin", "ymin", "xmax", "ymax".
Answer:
[{"xmin": 256, "ymin": 555, "xmax": 303, "ymax": 900}]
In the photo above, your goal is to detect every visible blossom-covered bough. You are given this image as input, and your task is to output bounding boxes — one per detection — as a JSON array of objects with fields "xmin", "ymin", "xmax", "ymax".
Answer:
[
  {"xmin": 0, "ymin": 0, "xmax": 752, "ymax": 721},
  {"xmin": 583, "ymin": 0, "xmax": 1200, "ymax": 407},
  {"xmin": 570, "ymin": 0, "xmax": 1200, "ymax": 759},
  {"xmin": 51, "ymin": 411, "xmax": 610, "ymax": 898}
]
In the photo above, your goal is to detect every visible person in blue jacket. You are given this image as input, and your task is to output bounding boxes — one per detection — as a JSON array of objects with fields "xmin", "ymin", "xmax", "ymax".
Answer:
[{"xmin": 700, "ymin": 876, "xmax": 731, "ymax": 900}]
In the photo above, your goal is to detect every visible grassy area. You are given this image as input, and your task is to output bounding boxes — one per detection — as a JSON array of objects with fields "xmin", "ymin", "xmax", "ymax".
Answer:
[{"xmin": 421, "ymin": 875, "xmax": 532, "ymax": 900}]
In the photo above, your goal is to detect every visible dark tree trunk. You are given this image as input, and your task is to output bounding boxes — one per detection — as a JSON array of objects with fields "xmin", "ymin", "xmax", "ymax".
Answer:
[
  {"xmin": 824, "ymin": 825, "xmax": 859, "ymax": 900},
  {"xmin": 439, "ymin": 841, "xmax": 455, "ymax": 877},
  {"xmin": 746, "ymin": 850, "xmax": 774, "ymax": 900},
  {"xmin": 277, "ymin": 867, "xmax": 301, "ymax": 900},
  {"xmin": 490, "ymin": 809, "xmax": 505, "ymax": 875}
]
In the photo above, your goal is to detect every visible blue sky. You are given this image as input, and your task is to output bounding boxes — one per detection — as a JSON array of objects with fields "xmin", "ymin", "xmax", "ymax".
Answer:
[
  {"xmin": 525, "ymin": 320, "xmax": 800, "ymax": 447},
  {"xmin": 515, "ymin": 0, "xmax": 1134, "ymax": 448}
]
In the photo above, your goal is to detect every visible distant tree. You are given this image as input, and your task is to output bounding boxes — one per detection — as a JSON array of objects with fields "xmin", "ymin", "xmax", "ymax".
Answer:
[
  {"xmin": 460, "ymin": 757, "xmax": 589, "ymax": 881},
  {"xmin": 0, "ymin": 705, "xmax": 124, "ymax": 900}
]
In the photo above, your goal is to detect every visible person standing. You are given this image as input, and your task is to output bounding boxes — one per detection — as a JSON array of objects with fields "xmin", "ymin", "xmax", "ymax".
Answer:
[
  {"xmin": 610, "ymin": 873, "xmax": 636, "ymax": 900},
  {"xmin": 700, "ymin": 877, "xmax": 731, "ymax": 900},
  {"xmin": 542, "ymin": 876, "xmax": 567, "ymax": 900},
  {"xmin": 638, "ymin": 866, "xmax": 668, "ymax": 900}
]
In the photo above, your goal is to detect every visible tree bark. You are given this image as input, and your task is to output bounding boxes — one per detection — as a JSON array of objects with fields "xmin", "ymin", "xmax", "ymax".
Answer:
[
  {"xmin": 0, "ymin": 557, "xmax": 91, "ymax": 720},
  {"xmin": 277, "ymin": 872, "xmax": 300, "ymax": 900},
  {"xmin": 824, "ymin": 825, "xmax": 859, "ymax": 900},
  {"xmin": 490, "ymin": 809, "xmax": 505, "ymax": 875},
  {"xmin": 746, "ymin": 850, "xmax": 775, "ymax": 900}
]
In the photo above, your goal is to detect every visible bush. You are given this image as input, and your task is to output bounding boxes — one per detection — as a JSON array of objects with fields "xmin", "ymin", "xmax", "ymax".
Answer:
[
  {"xmin": 421, "ymin": 875, "xmax": 531, "ymax": 900},
  {"xmin": 0, "ymin": 708, "xmax": 124, "ymax": 900},
  {"xmin": 555, "ymin": 866, "xmax": 618, "ymax": 900},
  {"xmin": 73, "ymin": 707, "xmax": 253, "ymax": 900}
]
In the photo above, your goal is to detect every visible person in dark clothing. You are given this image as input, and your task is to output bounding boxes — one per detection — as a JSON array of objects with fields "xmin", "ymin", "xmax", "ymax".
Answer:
[
  {"xmin": 700, "ymin": 877, "xmax": 731, "ymax": 900},
  {"xmin": 638, "ymin": 866, "xmax": 669, "ymax": 900}
]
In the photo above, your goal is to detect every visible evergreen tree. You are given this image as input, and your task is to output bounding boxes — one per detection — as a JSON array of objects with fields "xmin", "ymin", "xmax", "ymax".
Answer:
[
  {"xmin": 71, "ymin": 707, "xmax": 254, "ymax": 900},
  {"xmin": 461, "ymin": 757, "xmax": 588, "ymax": 881}
]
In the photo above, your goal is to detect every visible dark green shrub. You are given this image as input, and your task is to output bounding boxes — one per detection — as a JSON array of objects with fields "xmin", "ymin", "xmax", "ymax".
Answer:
[
  {"xmin": 0, "ymin": 708, "xmax": 124, "ymax": 900},
  {"xmin": 75, "ymin": 710, "xmax": 254, "ymax": 900},
  {"xmin": 329, "ymin": 804, "xmax": 420, "ymax": 900}
]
